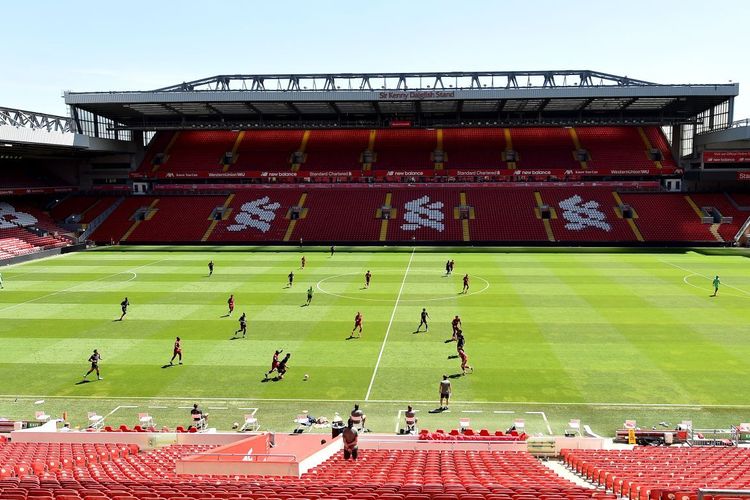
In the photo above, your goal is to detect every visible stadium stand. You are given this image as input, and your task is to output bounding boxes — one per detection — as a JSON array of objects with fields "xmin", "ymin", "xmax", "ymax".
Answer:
[
  {"xmin": 617, "ymin": 193, "xmax": 718, "ymax": 242},
  {"xmin": 151, "ymin": 131, "xmax": 238, "ymax": 173},
  {"xmin": 510, "ymin": 128, "xmax": 579, "ymax": 170},
  {"xmin": 371, "ymin": 128, "xmax": 436, "ymax": 170},
  {"xmin": 55, "ymin": 187, "xmax": 750, "ymax": 245},
  {"xmin": 0, "ymin": 442, "xmax": 625, "ymax": 500},
  {"xmin": 122, "ymin": 196, "xmax": 226, "ymax": 243},
  {"xmin": 231, "ymin": 130, "xmax": 305, "ymax": 172},
  {"xmin": 575, "ymin": 127, "xmax": 656, "ymax": 169},
  {"xmin": 562, "ymin": 447, "xmax": 750, "ymax": 499},
  {"xmin": 304, "ymin": 129, "xmax": 371, "ymax": 171},
  {"xmin": 539, "ymin": 188, "xmax": 640, "ymax": 242},
  {"xmin": 441, "ymin": 128, "xmax": 505, "ymax": 169}
]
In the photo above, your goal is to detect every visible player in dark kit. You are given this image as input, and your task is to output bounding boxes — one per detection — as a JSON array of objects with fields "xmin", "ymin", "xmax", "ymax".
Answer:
[
  {"xmin": 462, "ymin": 274, "xmax": 469, "ymax": 294},
  {"xmin": 288, "ymin": 271, "xmax": 294, "ymax": 287},
  {"xmin": 449, "ymin": 259, "xmax": 455, "ymax": 274},
  {"xmin": 306, "ymin": 286, "xmax": 314, "ymax": 305},
  {"xmin": 451, "ymin": 315, "xmax": 462, "ymax": 340},
  {"xmin": 169, "ymin": 337, "xmax": 183, "ymax": 365},
  {"xmin": 265, "ymin": 349, "xmax": 283, "ymax": 379},
  {"xmin": 227, "ymin": 294, "xmax": 235, "ymax": 315},
  {"xmin": 119, "ymin": 297, "xmax": 129, "ymax": 321},
  {"xmin": 83, "ymin": 349, "xmax": 102, "ymax": 381},
  {"xmin": 330, "ymin": 245, "xmax": 335, "ymax": 257},
  {"xmin": 208, "ymin": 260, "xmax": 214, "ymax": 276},
  {"xmin": 365, "ymin": 270, "xmax": 372, "ymax": 289},
  {"xmin": 277, "ymin": 353, "xmax": 291, "ymax": 380},
  {"xmin": 445, "ymin": 260, "xmax": 451, "ymax": 275},
  {"xmin": 351, "ymin": 312, "xmax": 363, "ymax": 338},
  {"xmin": 416, "ymin": 308, "xmax": 430, "ymax": 333},
  {"xmin": 236, "ymin": 313, "xmax": 247, "ymax": 338},
  {"xmin": 456, "ymin": 330, "xmax": 465, "ymax": 352},
  {"xmin": 301, "ymin": 256, "xmax": 306, "ymax": 269}
]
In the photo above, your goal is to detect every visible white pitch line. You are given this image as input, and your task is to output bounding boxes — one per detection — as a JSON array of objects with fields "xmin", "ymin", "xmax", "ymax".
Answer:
[
  {"xmin": 527, "ymin": 411, "xmax": 553, "ymax": 435},
  {"xmin": 364, "ymin": 247, "xmax": 415, "ymax": 401},
  {"xmin": 493, "ymin": 411, "xmax": 515, "ymax": 414},
  {"xmin": 148, "ymin": 406, "xmax": 167, "ymax": 409},
  {"xmin": 208, "ymin": 407, "xmax": 229, "ymax": 410},
  {"xmin": 2, "ymin": 394, "xmax": 742, "ymax": 409},
  {"xmin": 662, "ymin": 260, "xmax": 750, "ymax": 296},
  {"xmin": 0, "ymin": 258, "xmax": 165, "ymax": 314},
  {"xmin": 461, "ymin": 410, "xmax": 483, "ymax": 413}
]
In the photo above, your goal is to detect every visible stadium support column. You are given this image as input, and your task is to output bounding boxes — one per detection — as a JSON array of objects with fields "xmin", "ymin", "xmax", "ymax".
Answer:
[
  {"xmin": 378, "ymin": 192, "xmax": 393, "ymax": 241},
  {"xmin": 533, "ymin": 192, "xmax": 555, "ymax": 242},
  {"xmin": 569, "ymin": 128, "xmax": 588, "ymax": 169},
  {"xmin": 202, "ymin": 194, "xmax": 235, "ymax": 242},
  {"xmin": 223, "ymin": 132, "xmax": 245, "ymax": 172},
  {"xmin": 637, "ymin": 127, "xmax": 662, "ymax": 168},
  {"xmin": 122, "ymin": 198, "xmax": 160, "ymax": 242},
  {"xmin": 455, "ymin": 192, "xmax": 473, "ymax": 242},
  {"xmin": 152, "ymin": 132, "xmax": 180, "ymax": 173},
  {"xmin": 611, "ymin": 192, "xmax": 643, "ymax": 242},
  {"xmin": 283, "ymin": 193, "xmax": 308, "ymax": 241},
  {"xmin": 684, "ymin": 195, "xmax": 723, "ymax": 242}
]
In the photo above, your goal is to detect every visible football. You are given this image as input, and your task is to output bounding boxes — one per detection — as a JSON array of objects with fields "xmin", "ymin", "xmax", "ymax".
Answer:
[{"xmin": 303, "ymin": 374, "xmax": 309, "ymax": 381}]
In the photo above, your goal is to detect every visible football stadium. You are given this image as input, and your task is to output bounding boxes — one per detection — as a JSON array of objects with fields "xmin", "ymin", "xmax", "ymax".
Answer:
[{"xmin": 2, "ymin": 3, "xmax": 750, "ymax": 499}]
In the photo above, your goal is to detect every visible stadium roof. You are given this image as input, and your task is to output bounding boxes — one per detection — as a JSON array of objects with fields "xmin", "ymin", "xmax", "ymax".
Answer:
[{"xmin": 64, "ymin": 70, "xmax": 739, "ymax": 130}]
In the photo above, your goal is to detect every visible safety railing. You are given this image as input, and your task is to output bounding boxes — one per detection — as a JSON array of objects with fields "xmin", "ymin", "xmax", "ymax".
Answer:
[{"xmin": 183, "ymin": 452, "xmax": 298, "ymax": 463}]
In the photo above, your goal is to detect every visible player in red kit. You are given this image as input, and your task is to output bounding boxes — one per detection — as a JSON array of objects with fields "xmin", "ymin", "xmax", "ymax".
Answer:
[
  {"xmin": 365, "ymin": 270, "xmax": 372, "ymax": 289},
  {"xmin": 227, "ymin": 294, "xmax": 235, "ymax": 315},
  {"xmin": 459, "ymin": 348, "xmax": 473, "ymax": 375},
  {"xmin": 451, "ymin": 315, "xmax": 462, "ymax": 341},
  {"xmin": 351, "ymin": 312, "xmax": 363, "ymax": 338},
  {"xmin": 265, "ymin": 349, "xmax": 283, "ymax": 379},
  {"xmin": 462, "ymin": 274, "xmax": 469, "ymax": 294},
  {"xmin": 169, "ymin": 337, "xmax": 183, "ymax": 366}
]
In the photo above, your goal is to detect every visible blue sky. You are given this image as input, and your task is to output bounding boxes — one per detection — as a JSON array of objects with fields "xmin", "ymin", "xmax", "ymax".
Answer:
[{"xmin": 4, "ymin": 0, "xmax": 748, "ymax": 119}]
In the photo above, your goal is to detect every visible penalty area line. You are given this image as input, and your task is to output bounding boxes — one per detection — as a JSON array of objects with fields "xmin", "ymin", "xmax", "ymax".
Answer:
[{"xmin": 365, "ymin": 247, "xmax": 415, "ymax": 402}]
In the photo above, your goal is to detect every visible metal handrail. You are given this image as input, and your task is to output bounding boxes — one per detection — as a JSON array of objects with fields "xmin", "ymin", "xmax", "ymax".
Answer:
[
  {"xmin": 184, "ymin": 452, "xmax": 298, "ymax": 462},
  {"xmin": 698, "ymin": 488, "xmax": 750, "ymax": 499}
]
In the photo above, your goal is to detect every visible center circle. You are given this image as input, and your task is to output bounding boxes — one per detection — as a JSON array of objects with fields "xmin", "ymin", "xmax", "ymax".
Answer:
[{"xmin": 316, "ymin": 272, "xmax": 489, "ymax": 302}]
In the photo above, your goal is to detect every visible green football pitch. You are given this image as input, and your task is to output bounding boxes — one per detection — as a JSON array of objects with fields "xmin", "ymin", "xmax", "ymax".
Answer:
[{"xmin": 0, "ymin": 246, "xmax": 749, "ymax": 436}]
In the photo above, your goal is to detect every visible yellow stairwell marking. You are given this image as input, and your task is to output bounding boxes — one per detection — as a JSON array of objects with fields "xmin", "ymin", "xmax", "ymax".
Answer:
[
  {"xmin": 201, "ymin": 194, "xmax": 235, "ymax": 242},
  {"xmin": 684, "ymin": 195, "xmax": 705, "ymax": 218},
  {"xmin": 121, "ymin": 198, "xmax": 160, "ymax": 242},
  {"xmin": 638, "ymin": 127, "xmax": 662, "ymax": 169},
  {"xmin": 291, "ymin": 131, "xmax": 311, "ymax": 172},
  {"xmin": 709, "ymin": 224, "xmax": 725, "ymax": 242},
  {"xmin": 283, "ymin": 193, "xmax": 307, "ymax": 241},
  {"xmin": 223, "ymin": 132, "xmax": 245, "ymax": 172},
  {"xmin": 434, "ymin": 129, "xmax": 444, "ymax": 170},
  {"xmin": 569, "ymin": 127, "xmax": 588, "ymax": 169},
  {"xmin": 379, "ymin": 192, "xmax": 393, "ymax": 241},
  {"xmin": 363, "ymin": 129, "xmax": 377, "ymax": 172},
  {"xmin": 533, "ymin": 192, "xmax": 555, "ymax": 242},
  {"xmin": 685, "ymin": 195, "xmax": 723, "ymax": 242},
  {"xmin": 611, "ymin": 192, "xmax": 643, "ymax": 242},
  {"xmin": 459, "ymin": 192, "xmax": 470, "ymax": 242},
  {"xmin": 152, "ymin": 132, "xmax": 180, "ymax": 173},
  {"xmin": 504, "ymin": 128, "xmax": 516, "ymax": 169}
]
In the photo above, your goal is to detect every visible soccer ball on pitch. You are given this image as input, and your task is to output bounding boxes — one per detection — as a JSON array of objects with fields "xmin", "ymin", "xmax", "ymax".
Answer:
[
  {"xmin": 303, "ymin": 374, "xmax": 309, "ymax": 381},
  {"xmin": 232, "ymin": 422, "xmax": 239, "ymax": 429}
]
